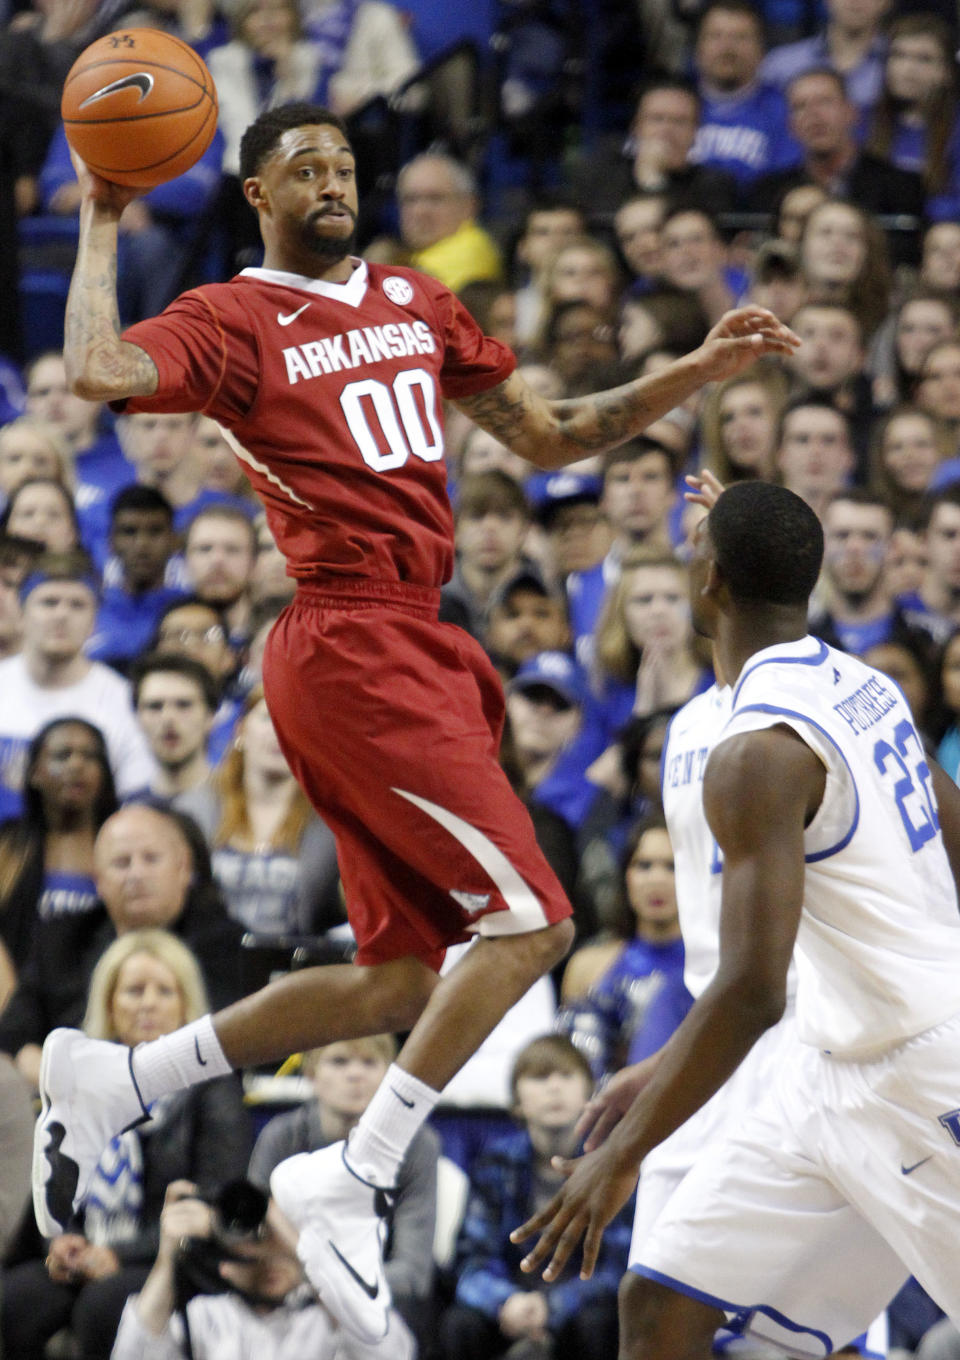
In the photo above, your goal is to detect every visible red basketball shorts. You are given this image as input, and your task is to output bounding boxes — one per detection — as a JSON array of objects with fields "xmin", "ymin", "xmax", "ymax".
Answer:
[{"xmin": 262, "ymin": 580, "xmax": 573, "ymax": 970}]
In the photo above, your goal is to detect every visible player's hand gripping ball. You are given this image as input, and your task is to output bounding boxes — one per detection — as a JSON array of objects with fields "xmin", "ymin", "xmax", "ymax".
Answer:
[{"xmin": 61, "ymin": 28, "xmax": 218, "ymax": 189}]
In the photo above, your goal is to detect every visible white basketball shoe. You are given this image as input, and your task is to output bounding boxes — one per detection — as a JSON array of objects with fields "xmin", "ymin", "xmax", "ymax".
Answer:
[
  {"xmin": 270, "ymin": 1140, "xmax": 395, "ymax": 1344},
  {"xmin": 33, "ymin": 1028, "xmax": 151, "ymax": 1237}
]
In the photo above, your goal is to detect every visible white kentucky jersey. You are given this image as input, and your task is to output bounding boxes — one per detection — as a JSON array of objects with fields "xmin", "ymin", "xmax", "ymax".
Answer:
[
  {"xmin": 720, "ymin": 635, "xmax": 960, "ymax": 1058},
  {"xmin": 662, "ymin": 684, "xmax": 732, "ymax": 999}
]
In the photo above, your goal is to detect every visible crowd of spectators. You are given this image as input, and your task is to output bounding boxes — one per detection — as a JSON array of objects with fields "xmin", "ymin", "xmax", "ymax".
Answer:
[{"xmin": 2, "ymin": 0, "xmax": 960, "ymax": 1354}]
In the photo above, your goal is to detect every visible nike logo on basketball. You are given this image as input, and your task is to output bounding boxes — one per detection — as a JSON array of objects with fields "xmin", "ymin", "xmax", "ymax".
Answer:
[
  {"xmin": 390, "ymin": 1086, "xmax": 415, "ymax": 1109},
  {"xmin": 328, "ymin": 1240, "xmax": 379, "ymax": 1298},
  {"xmin": 277, "ymin": 303, "xmax": 311, "ymax": 326},
  {"xmin": 79, "ymin": 73, "xmax": 155, "ymax": 108},
  {"xmin": 901, "ymin": 1156, "xmax": 932, "ymax": 1175},
  {"xmin": 194, "ymin": 1036, "xmax": 208, "ymax": 1067}
]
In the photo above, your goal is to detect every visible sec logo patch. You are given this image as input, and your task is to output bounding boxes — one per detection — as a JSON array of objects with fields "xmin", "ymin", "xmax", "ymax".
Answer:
[{"xmin": 383, "ymin": 276, "xmax": 414, "ymax": 305}]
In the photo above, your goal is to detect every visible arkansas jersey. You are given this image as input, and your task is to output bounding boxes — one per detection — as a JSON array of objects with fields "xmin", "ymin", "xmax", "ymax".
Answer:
[{"xmin": 117, "ymin": 261, "xmax": 516, "ymax": 587}]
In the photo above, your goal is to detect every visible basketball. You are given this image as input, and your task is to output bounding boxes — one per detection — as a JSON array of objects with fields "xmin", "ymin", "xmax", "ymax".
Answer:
[{"xmin": 61, "ymin": 28, "xmax": 218, "ymax": 190}]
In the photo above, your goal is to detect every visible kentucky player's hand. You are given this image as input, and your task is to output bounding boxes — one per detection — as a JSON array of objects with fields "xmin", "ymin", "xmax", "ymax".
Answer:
[
  {"xmin": 683, "ymin": 468, "xmax": 725, "ymax": 513},
  {"xmin": 575, "ymin": 1053, "xmax": 662, "ymax": 1153},
  {"xmin": 695, "ymin": 306, "xmax": 800, "ymax": 384},
  {"xmin": 510, "ymin": 1144, "xmax": 639, "ymax": 1283}
]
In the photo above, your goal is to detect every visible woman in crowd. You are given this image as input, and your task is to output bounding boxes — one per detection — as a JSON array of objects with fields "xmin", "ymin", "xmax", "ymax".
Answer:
[
  {"xmin": 0, "ymin": 476, "xmax": 81, "ymax": 554},
  {"xmin": 0, "ymin": 718, "xmax": 116, "ymax": 1001},
  {"xmin": 866, "ymin": 14, "xmax": 960, "ymax": 222},
  {"xmin": 0, "ymin": 419, "xmax": 71, "ymax": 508},
  {"xmin": 557, "ymin": 812, "xmax": 690, "ymax": 1081},
  {"xmin": 699, "ymin": 367, "xmax": 789, "ymax": 485},
  {"xmin": 0, "ymin": 929, "xmax": 250, "ymax": 1360},
  {"xmin": 798, "ymin": 199, "xmax": 892, "ymax": 341},
  {"xmin": 870, "ymin": 406, "xmax": 947, "ymax": 527},
  {"xmin": 590, "ymin": 550, "xmax": 712, "ymax": 751},
  {"xmin": 916, "ymin": 338, "xmax": 960, "ymax": 456},
  {"xmin": 175, "ymin": 686, "xmax": 344, "ymax": 939},
  {"xmin": 872, "ymin": 291, "xmax": 959, "ymax": 410}
]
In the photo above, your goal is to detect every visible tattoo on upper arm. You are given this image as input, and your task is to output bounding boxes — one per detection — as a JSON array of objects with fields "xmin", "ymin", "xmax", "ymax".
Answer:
[{"xmin": 456, "ymin": 381, "xmax": 537, "ymax": 445}]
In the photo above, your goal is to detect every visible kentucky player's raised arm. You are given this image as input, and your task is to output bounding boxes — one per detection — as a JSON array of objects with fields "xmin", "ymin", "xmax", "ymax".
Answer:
[
  {"xmin": 62, "ymin": 150, "xmax": 159, "ymax": 402},
  {"xmin": 454, "ymin": 307, "xmax": 800, "ymax": 471}
]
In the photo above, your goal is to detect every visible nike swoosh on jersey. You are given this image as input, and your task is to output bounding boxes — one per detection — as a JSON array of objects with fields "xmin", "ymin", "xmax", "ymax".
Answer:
[
  {"xmin": 328, "ymin": 1240, "xmax": 379, "ymax": 1298},
  {"xmin": 79, "ymin": 73, "xmax": 155, "ymax": 108},
  {"xmin": 277, "ymin": 303, "xmax": 311, "ymax": 326},
  {"xmin": 900, "ymin": 1156, "xmax": 932, "ymax": 1175}
]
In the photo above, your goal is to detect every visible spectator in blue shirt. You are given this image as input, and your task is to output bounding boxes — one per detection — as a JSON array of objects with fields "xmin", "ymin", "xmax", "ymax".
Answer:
[
  {"xmin": 438, "ymin": 1034, "xmax": 633, "ymax": 1360},
  {"xmin": 761, "ymin": 0, "xmax": 889, "ymax": 119},
  {"xmin": 691, "ymin": 0, "xmax": 800, "ymax": 191},
  {"xmin": 86, "ymin": 487, "xmax": 187, "ymax": 672},
  {"xmin": 557, "ymin": 814, "xmax": 690, "ymax": 1082}
]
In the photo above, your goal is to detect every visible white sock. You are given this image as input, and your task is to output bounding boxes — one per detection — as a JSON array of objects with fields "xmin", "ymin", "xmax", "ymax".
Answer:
[
  {"xmin": 346, "ymin": 1064, "xmax": 439, "ymax": 1187},
  {"xmin": 131, "ymin": 1016, "xmax": 232, "ymax": 1106}
]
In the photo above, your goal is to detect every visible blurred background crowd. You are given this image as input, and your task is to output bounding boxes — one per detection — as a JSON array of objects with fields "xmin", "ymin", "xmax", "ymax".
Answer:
[{"xmin": 1, "ymin": 0, "xmax": 960, "ymax": 1355}]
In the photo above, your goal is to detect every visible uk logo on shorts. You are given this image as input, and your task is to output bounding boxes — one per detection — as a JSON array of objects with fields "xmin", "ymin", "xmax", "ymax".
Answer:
[{"xmin": 383, "ymin": 276, "xmax": 414, "ymax": 305}]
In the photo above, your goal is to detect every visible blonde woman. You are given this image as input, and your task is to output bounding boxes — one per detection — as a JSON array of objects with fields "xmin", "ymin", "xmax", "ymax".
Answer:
[
  {"xmin": 0, "ymin": 929, "xmax": 249, "ymax": 1360},
  {"xmin": 591, "ymin": 550, "xmax": 712, "ymax": 750},
  {"xmin": 175, "ymin": 686, "xmax": 344, "ymax": 937},
  {"xmin": 700, "ymin": 367, "xmax": 789, "ymax": 485}
]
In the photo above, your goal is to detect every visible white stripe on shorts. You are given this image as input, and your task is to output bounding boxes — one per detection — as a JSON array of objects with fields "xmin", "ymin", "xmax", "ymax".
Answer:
[{"xmin": 392, "ymin": 787, "xmax": 549, "ymax": 934}]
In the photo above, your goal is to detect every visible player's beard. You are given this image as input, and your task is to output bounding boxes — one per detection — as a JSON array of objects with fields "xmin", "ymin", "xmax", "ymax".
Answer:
[{"xmin": 302, "ymin": 209, "xmax": 357, "ymax": 262}]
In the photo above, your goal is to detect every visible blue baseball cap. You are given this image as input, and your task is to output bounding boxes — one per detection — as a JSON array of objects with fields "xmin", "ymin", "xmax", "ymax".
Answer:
[
  {"xmin": 508, "ymin": 650, "xmax": 588, "ymax": 707},
  {"xmin": 525, "ymin": 471, "xmax": 602, "ymax": 525}
]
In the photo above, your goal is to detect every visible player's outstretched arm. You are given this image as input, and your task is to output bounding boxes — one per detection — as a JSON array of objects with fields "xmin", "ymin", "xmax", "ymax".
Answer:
[
  {"xmin": 511, "ymin": 725, "xmax": 821, "ymax": 1284},
  {"xmin": 455, "ymin": 307, "xmax": 800, "ymax": 470},
  {"xmin": 63, "ymin": 151, "xmax": 159, "ymax": 403}
]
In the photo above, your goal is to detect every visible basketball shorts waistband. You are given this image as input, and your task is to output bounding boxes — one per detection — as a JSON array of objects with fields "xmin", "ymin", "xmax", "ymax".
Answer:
[{"xmin": 293, "ymin": 577, "xmax": 442, "ymax": 617}]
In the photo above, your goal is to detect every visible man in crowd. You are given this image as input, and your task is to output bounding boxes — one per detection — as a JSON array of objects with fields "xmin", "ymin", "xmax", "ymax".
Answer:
[
  {"xmin": 786, "ymin": 302, "xmax": 874, "ymax": 475},
  {"xmin": 442, "ymin": 470, "xmax": 536, "ymax": 643},
  {"xmin": 133, "ymin": 653, "xmax": 217, "ymax": 799},
  {"xmin": 811, "ymin": 489, "xmax": 898, "ymax": 654},
  {"xmin": 659, "ymin": 208, "xmax": 743, "ymax": 326},
  {"xmin": 748, "ymin": 68, "xmax": 925, "ymax": 256},
  {"xmin": 775, "ymin": 397, "xmax": 855, "ymax": 523},
  {"xmin": 512, "ymin": 197, "xmax": 587, "ymax": 348},
  {"xmin": 762, "ymin": 0, "xmax": 891, "ymax": 115},
  {"xmin": 486, "ymin": 570, "xmax": 572, "ymax": 676},
  {"xmin": 0, "ymin": 554, "xmax": 155, "ymax": 818},
  {"xmin": 86, "ymin": 485, "xmax": 185, "ymax": 670},
  {"xmin": 184, "ymin": 505, "xmax": 258, "ymax": 651},
  {"xmin": 691, "ymin": 1, "xmax": 799, "ymax": 190},
  {"xmin": 395, "ymin": 153, "xmax": 503, "ymax": 292},
  {"xmin": 899, "ymin": 485, "xmax": 960, "ymax": 643}
]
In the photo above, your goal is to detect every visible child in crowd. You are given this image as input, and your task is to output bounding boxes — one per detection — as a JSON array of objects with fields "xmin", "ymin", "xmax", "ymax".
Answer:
[{"xmin": 438, "ymin": 1034, "xmax": 632, "ymax": 1360}]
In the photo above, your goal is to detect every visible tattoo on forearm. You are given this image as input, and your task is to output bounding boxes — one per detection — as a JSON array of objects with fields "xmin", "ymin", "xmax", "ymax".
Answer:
[
  {"xmin": 64, "ymin": 221, "xmax": 158, "ymax": 397},
  {"xmin": 458, "ymin": 376, "xmax": 658, "ymax": 464}
]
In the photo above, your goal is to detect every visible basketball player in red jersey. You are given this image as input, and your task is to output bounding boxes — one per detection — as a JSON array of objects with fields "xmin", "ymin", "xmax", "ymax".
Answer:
[{"xmin": 35, "ymin": 103, "xmax": 799, "ymax": 1344}]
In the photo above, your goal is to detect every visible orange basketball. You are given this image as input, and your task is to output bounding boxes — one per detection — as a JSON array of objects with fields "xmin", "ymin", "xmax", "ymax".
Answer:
[{"xmin": 61, "ymin": 28, "xmax": 218, "ymax": 189}]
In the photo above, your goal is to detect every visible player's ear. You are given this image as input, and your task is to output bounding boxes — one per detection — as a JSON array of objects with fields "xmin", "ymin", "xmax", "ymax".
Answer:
[{"xmin": 243, "ymin": 177, "xmax": 267, "ymax": 211}]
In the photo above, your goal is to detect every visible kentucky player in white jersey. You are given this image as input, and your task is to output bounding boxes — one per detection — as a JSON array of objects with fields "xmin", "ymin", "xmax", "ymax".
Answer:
[{"xmin": 515, "ymin": 480, "xmax": 960, "ymax": 1359}]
